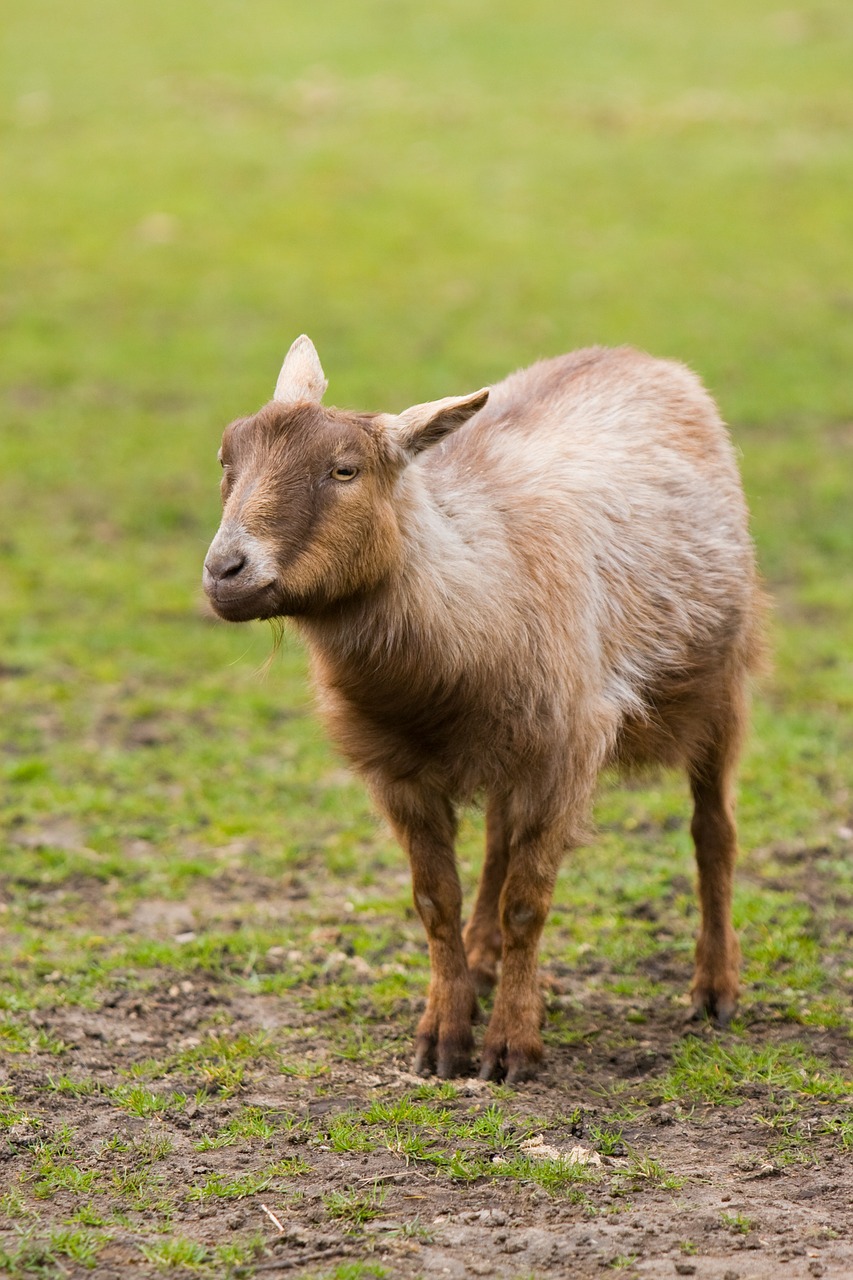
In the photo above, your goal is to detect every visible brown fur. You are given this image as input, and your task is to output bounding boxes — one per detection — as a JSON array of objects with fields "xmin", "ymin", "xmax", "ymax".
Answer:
[{"xmin": 203, "ymin": 337, "xmax": 766, "ymax": 1083}]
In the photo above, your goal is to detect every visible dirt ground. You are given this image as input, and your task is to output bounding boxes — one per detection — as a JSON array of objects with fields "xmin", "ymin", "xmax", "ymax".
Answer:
[{"xmin": 4, "ymin": 960, "xmax": 852, "ymax": 1280}]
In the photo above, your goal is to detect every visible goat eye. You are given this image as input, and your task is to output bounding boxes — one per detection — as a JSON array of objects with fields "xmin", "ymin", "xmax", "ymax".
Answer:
[{"xmin": 331, "ymin": 465, "xmax": 359, "ymax": 482}]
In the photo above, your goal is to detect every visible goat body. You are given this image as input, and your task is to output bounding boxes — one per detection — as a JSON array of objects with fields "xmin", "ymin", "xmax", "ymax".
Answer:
[{"xmin": 204, "ymin": 337, "xmax": 764, "ymax": 1082}]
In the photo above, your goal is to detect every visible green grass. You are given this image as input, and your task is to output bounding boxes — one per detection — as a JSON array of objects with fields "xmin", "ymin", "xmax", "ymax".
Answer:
[
  {"xmin": 1, "ymin": 0, "xmax": 853, "ymax": 1274},
  {"xmin": 187, "ymin": 1159, "xmax": 310, "ymax": 1201},
  {"xmin": 721, "ymin": 1210, "xmax": 754, "ymax": 1235},
  {"xmin": 0, "ymin": 1227, "xmax": 108, "ymax": 1275},
  {"xmin": 659, "ymin": 1037, "xmax": 852, "ymax": 1108},
  {"xmin": 323, "ymin": 1184, "xmax": 388, "ymax": 1231},
  {"xmin": 139, "ymin": 1237, "xmax": 210, "ymax": 1270},
  {"xmin": 303, "ymin": 1266, "xmax": 388, "ymax": 1280}
]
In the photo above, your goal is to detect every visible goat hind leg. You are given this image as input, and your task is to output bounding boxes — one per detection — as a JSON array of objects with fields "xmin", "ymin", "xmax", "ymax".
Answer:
[
  {"xmin": 688, "ymin": 732, "xmax": 743, "ymax": 1026},
  {"xmin": 463, "ymin": 795, "xmax": 510, "ymax": 998}
]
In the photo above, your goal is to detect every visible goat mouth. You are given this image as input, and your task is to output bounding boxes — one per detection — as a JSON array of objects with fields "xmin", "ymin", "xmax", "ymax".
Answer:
[{"xmin": 205, "ymin": 580, "xmax": 279, "ymax": 622}]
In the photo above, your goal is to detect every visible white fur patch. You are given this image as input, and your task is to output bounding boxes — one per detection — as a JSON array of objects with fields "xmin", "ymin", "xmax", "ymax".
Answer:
[{"xmin": 207, "ymin": 520, "xmax": 278, "ymax": 590}]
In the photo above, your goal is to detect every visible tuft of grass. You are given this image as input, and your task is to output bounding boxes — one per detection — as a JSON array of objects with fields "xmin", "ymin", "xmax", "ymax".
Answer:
[
  {"xmin": 721, "ymin": 1210, "xmax": 754, "ymax": 1235},
  {"xmin": 27, "ymin": 1128, "xmax": 103, "ymax": 1201},
  {"xmin": 818, "ymin": 1114, "xmax": 853, "ymax": 1149},
  {"xmin": 109, "ymin": 1084, "xmax": 188, "ymax": 1118},
  {"xmin": 658, "ymin": 1037, "xmax": 852, "ymax": 1108},
  {"xmin": 211, "ymin": 1233, "xmax": 266, "ymax": 1270},
  {"xmin": 0, "ymin": 1226, "xmax": 107, "ymax": 1276},
  {"xmin": 139, "ymin": 1237, "xmax": 210, "ymax": 1269},
  {"xmin": 110, "ymin": 1167, "xmax": 170, "ymax": 1213},
  {"xmin": 65, "ymin": 1203, "xmax": 108, "ymax": 1227},
  {"xmin": 621, "ymin": 1154, "xmax": 685, "ymax": 1192},
  {"xmin": 411, "ymin": 1081, "xmax": 460, "ymax": 1102},
  {"xmin": 46, "ymin": 1074, "xmax": 99, "ymax": 1098},
  {"xmin": 323, "ymin": 1183, "xmax": 387, "ymax": 1231},
  {"xmin": 323, "ymin": 1111, "xmax": 379, "ymax": 1155},
  {"xmin": 0, "ymin": 1086, "xmax": 39, "ymax": 1130},
  {"xmin": 170, "ymin": 1030, "xmax": 275, "ymax": 1096},
  {"xmin": 303, "ymin": 1265, "xmax": 389, "ymax": 1280},
  {"xmin": 0, "ymin": 1018, "xmax": 67, "ymax": 1056},
  {"xmin": 502, "ymin": 1153, "xmax": 603, "ymax": 1200},
  {"xmin": 0, "ymin": 1189, "xmax": 35, "ymax": 1222},
  {"xmin": 588, "ymin": 1121, "xmax": 626, "ymax": 1157},
  {"xmin": 187, "ymin": 1158, "xmax": 309, "ymax": 1201},
  {"xmin": 193, "ymin": 1104, "xmax": 282, "ymax": 1150}
]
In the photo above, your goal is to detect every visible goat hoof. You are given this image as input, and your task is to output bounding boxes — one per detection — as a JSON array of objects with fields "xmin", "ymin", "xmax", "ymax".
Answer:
[
  {"xmin": 687, "ymin": 989, "xmax": 738, "ymax": 1028},
  {"xmin": 414, "ymin": 1030, "xmax": 474, "ymax": 1078},
  {"xmin": 506, "ymin": 1050, "xmax": 540, "ymax": 1085},
  {"xmin": 437, "ymin": 1047, "xmax": 473, "ymax": 1079},
  {"xmin": 478, "ymin": 1048, "xmax": 505, "ymax": 1083},
  {"xmin": 414, "ymin": 1062, "xmax": 434, "ymax": 1078},
  {"xmin": 413, "ymin": 1034, "xmax": 436, "ymax": 1076},
  {"xmin": 479, "ymin": 1040, "xmax": 541, "ymax": 1084}
]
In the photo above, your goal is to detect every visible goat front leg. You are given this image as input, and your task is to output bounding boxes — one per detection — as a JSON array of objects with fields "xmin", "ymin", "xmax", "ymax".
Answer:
[
  {"xmin": 479, "ymin": 810, "xmax": 574, "ymax": 1084},
  {"xmin": 377, "ymin": 780, "xmax": 479, "ymax": 1077}
]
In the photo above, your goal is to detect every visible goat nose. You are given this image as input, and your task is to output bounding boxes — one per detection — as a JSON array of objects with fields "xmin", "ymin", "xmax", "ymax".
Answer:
[{"xmin": 204, "ymin": 550, "xmax": 246, "ymax": 582}]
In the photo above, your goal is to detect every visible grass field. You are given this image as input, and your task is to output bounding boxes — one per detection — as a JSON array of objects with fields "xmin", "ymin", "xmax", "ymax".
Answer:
[{"xmin": 2, "ymin": 2, "xmax": 853, "ymax": 1277}]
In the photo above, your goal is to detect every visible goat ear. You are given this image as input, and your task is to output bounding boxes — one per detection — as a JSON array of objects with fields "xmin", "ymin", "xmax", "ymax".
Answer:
[
  {"xmin": 392, "ymin": 387, "xmax": 489, "ymax": 455},
  {"xmin": 273, "ymin": 335, "xmax": 328, "ymax": 405}
]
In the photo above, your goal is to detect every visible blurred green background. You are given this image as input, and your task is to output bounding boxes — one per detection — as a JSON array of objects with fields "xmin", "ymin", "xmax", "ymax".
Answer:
[{"xmin": 1, "ymin": 0, "xmax": 852, "ymax": 983}]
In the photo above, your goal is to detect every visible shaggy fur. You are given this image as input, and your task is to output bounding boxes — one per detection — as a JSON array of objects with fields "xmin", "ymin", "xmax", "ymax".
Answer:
[{"xmin": 203, "ymin": 336, "xmax": 765, "ymax": 1083}]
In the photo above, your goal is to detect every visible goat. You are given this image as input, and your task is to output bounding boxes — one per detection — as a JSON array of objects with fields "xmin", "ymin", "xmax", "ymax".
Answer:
[{"xmin": 203, "ymin": 335, "xmax": 764, "ymax": 1083}]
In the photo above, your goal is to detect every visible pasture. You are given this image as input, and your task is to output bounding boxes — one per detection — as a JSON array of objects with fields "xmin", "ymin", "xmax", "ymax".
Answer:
[{"xmin": 1, "ymin": 1, "xmax": 852, "ymax": 1276}]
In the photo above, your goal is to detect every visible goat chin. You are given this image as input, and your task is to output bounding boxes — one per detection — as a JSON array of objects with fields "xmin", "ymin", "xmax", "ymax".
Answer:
[{"xmin": 204, "ymin": 338, "xmax": 766, "ymax": 1083}]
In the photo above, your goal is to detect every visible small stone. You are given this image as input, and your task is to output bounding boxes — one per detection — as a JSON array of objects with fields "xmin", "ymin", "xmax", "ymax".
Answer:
[
  {"xmin": 651, "ymin": 1105, "xmax": 676, "ymax": 1126},
  {"xmin": 675, "ymin": 1265, "xmax": 697, "ymax": 1276},
  {"xmin": 477, "ymin": 1209, "xmax": 506, "ymax": 1226}
]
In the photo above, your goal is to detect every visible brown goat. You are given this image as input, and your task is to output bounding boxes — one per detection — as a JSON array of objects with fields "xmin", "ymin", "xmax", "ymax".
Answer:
[{"xmin": 203, "ymin": 335, "xmax": 764, "ymax": 1083}]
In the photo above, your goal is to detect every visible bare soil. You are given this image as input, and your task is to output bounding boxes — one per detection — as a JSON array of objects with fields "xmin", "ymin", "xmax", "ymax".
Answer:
[{"xmin": 3, "ymin": 959, "xmax": 852, "ymax": 1280}]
